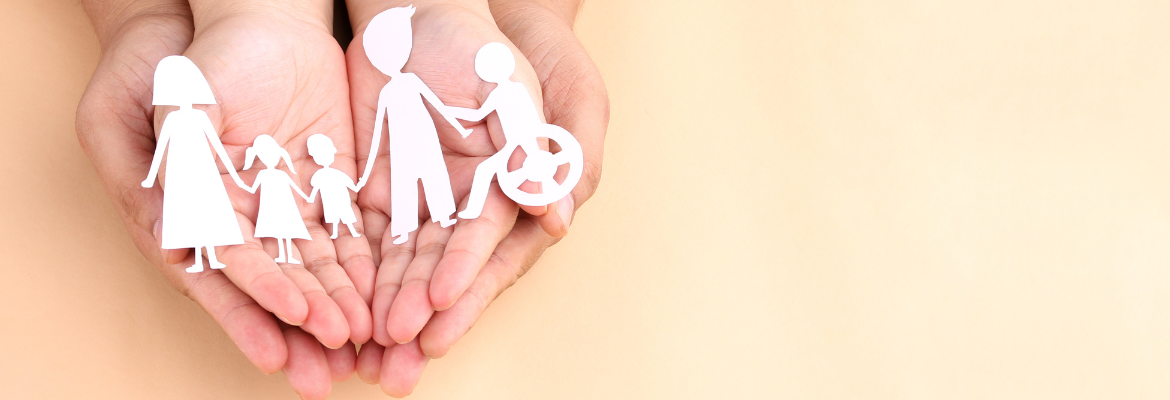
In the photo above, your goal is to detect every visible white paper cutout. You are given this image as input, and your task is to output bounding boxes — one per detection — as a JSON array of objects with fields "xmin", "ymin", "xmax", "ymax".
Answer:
[
  {"xmin": 142, "ymin": 55, "xmax": 247, "ymax": 273},
  {"xmin": 307, "ymin": 134, "xmax": 361, "ymax": 239},
  {"xmin": 242, "ymin": 135, "xmax": 314, "ymax": 265},
  {"xmin": 447, "ymin": 43, "xmax": 584, "ymax": 219},
  {"xmin": 356, "ymin": 6, "xmax": 469, "ymax": 245}
]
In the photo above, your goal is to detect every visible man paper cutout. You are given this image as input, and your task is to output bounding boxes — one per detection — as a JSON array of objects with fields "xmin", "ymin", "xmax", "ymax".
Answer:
[
  {"xmin": 356, "ymin": 6, "xmax": 471, "ymax": 245},
  {"xmin": 446, "ymin": 42, "xmax": 584, "ymax": 218},
  {"xmin": 142, "ymin": 55, "xmax": 248, "ymax": 273},
  {"xmin": 242, "ymin": 135, "xmax": 314, "ymax": 265},
  {"xmin": 307, "ymin": 134, "xmax": 361, "ymax": 239}
]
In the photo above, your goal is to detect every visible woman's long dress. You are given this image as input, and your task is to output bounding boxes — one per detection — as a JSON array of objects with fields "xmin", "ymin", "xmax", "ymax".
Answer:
[
  {"xmin": 252, "ymin": 169, "xmax": 312, "ymax": 240},
  {"xmin": 159, "ymin": 109, "xmax": 244, "ymax": 249}
]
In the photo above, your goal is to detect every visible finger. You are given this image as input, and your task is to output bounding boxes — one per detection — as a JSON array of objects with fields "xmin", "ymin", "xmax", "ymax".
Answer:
[
  {"xmin": 332, "ymin": 202, "xmax": 377, "ymax": 303},
  {"xmin": 371, "ymin": 226, "xmax": 418, "ymax": 346},
  {"xmin": 420, "ymin": 218, "xmax": 553, "ymax": 358},
  {"xmin": 380, "ymin": 339, "xmax": 429, "ymax": 398},
  {"xmin": 359, "ymin": 207, "xmax": 389, "ymax": 267},
  {"xmin": 298, "ymin": 222, "xmax": 372, "ymax": 345},
  {"xmin": 281, "ymin": 327, "xmax": 332, "ymax": 400},
  {"xmin": 355, "ymin": 342, "xmax": 385, "ymax": 384},
  {"xmin": 176, "ymin": 264, "xmax": 288, "ymax": 373},
  {"xmin": 280, "ymin": 258, "xmax": 352, "ymax": 350},
  {"xmin": 429, "ymin": 185, "xmax": 518, "ymax": 311},
  {"xmin": 387, "ymin": 221, "xmax": 454, "ymax": 344},
  {"xmin": 323, "ymin": 341, "xmax": 357, "ymax": 382},
  {"xmin": 217, "ymin": 215, "xmax": 310, "ymax": 325}
]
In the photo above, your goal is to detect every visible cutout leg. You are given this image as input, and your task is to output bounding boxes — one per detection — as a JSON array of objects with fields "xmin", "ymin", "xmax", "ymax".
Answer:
[
  {"xmin": 421, "ymin": 164, "xmax": 457, "ymax": 227},
  {"xmin": 276, "ymin": 238, "xmax": 287, "ymax": 263},
  {"xmin": 389, "ymin": 175, "xmax": 419, "ymax": 244},
  {"xmin": 286, "ymin": 239, "xmax": 301, "ymax": 265},
  {"xmin": 186, "ymin": 246, "xmax": 205, "ymax": 273},
  {"xmin": 345, "ymin": 223, "xmax": 360, "ymax": 237},
  {"xmin": 207, "ymin": 246, "xmax": 226, "ymax": 269},
  {"xmin": 330, "ymin": 223, "xmax": 339, "ymax": 239},
  {"xmin": 458, "ymin": 153, "xmax": 508, "ymax": 220},
  {"xmin": 392, "ymin": 231, "xmax": 409, "ymax": 245}
]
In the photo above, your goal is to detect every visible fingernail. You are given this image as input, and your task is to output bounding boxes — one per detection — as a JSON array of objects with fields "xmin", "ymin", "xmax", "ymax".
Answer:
[
  {"xmin": 558, "ymin": 196, "xmax": 574, "ymax": 232},
  {"xmin": 277, "ymin": 314, "xmax": 302, "ymax": 326},
  {"xmin": 152, "ymin": 219, "xmax": 162, "ymax": 240}
]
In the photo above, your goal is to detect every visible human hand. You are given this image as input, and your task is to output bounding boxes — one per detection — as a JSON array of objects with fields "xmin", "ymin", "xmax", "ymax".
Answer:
[
  {"xmin": 76, "ymin": 1, "xmax": 371, "ymax": 398},
  {"xmin": 181, "ymin": 0, "xmax": 375, "ymax": 348},
  {"xmin": 345, "ymin": 0, "xmax": 606, "ymax": 395}
]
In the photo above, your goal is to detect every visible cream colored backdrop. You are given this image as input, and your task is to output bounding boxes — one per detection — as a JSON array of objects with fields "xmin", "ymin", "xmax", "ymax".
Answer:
[{"xmin": 2, "ymin": 0, "xmax": 1169, "ymax": 398}]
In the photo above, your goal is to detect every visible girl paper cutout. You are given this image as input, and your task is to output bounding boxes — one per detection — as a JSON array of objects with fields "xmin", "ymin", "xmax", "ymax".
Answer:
[
  {"xmin": 356, "ymin": 6, "xmax": 471, "ymax": 245},
  {"xmin": 242, "ymin": 135, "xmax": 314, "ymax": 265},
  {"xmin": 142, "ymin": 55, "xmax": 248, "ymax": 274},
  {"xmin": 446, "ymin": 43, "xmax": 584, "ymax": 218},
  {"xmin": 307, "ymin": 134, "xmax": 361, "ymax": 239}
]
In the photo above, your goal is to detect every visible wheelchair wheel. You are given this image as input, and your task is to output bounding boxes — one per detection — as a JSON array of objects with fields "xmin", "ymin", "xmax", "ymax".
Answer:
[{"xmin": 497, "ymin": 124, "xmax": 584, "ymax": 207}]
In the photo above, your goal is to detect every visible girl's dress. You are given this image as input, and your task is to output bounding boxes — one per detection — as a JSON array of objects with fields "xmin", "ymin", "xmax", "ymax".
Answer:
[
  {"xmin": 253, "ymin": 168, "xmax": 312, "ymax": 240},
  {"xmin": 159, "ymin": 109, "xmax": 244, "ymax": 249}
]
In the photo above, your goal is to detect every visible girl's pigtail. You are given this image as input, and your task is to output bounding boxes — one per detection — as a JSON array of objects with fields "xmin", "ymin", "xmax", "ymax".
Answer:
[
  {"xmin": 243, "ymin": 147, "xmax": 257, "ymax": 170},
  {"xmin": 280, "ymin": 147, "xmax": 297, "ymax": 175}
]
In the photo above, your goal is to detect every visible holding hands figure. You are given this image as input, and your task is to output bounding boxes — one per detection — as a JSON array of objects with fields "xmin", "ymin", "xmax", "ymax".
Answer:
[
  {"xmin": 141, "ymin": 56, "xmax": 248, "ymax": 273},
  {"xmin": 241, "ymin": 135, "xmax": 314, "ymax": 265},
  {"xmin": 307, "ymin": 134, "xmax": 362, "ymax": 240}
]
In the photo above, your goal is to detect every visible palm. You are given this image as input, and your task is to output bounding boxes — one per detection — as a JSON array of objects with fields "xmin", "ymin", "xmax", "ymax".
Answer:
[{"xmin": 182, "ymin": 13, "xmax": 374, "ymax": 349}]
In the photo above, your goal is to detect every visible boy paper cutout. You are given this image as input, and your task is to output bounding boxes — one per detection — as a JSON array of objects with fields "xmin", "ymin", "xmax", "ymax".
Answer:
[
  {"xmin": 447, "ymin": 43, "xmax": 584, "ymax": 218},
  {"xmin": 242, "ymin": 135, "xmax": 314, "ymax": 265},
  {"xmin": 142, "ymin": 55, "xmax": 248, "ymax": 274},
  {"xmin": 356, "ymin": 6, "xmax": 472, "ymax": 245},
  {"xmin": 307, "ymin": 134, "xmax": 361, "ymax": 239}
]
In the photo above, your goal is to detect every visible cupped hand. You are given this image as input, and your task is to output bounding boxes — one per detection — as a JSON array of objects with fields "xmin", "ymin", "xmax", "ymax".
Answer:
[
  {"xmin": 345, "ymin": 0, "xmax": 606, "ymax": 395},
  {"xmin": 76, "ymin": 1, "xmax": 371, "ymax": 398}
]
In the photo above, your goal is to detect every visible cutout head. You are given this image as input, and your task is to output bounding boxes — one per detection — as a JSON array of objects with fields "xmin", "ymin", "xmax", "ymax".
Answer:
[
  {"xmin": 474, "ymin": 42, "xmax": 515, "ymax": 84},
  {"xmin": 244, "ymin": 135, "xmax": 297, "ymax": 174},
  {"xmin": 363, "ymin": 6, "xmax": 416, "ymax": 76},
  {"xmin": 153, "ymin": 55, "xmax": 216, "ymax": 106},
  {"xmin": 306, "ymin": 134, "xmax": 337, "ymax": 167}
]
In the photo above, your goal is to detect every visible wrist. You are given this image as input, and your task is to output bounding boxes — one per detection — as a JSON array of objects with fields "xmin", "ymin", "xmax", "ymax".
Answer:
[
  {"xmin": 83, "ymin": 0, "xmax": 192, "ymax": 49},
  {"xmin": 344, "ymin": 0, "xmax": 490, "ymax": 32},
  {"xmin": 188, "ymin": 0, "xmax": 333, "ymax": 32},
  {"xmin": 489, "ymin": 0, "xmax": 580, "ymax": 27}
]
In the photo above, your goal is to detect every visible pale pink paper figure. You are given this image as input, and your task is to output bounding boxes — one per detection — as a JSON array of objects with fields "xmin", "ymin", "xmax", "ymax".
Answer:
[
  {"xmin": 142, "ymin": 55, "xmax": 247, "ymax": 273},
  {"xmin": 242, "ymin": 135, "xmax": 314, "ymax": 265},
  {"xmin": 307, "ymin": 134, "xmax": 361, "ymax": 239},
  {"xmin": 356, "ymin": 6, "xmax": 470, "ymax": 245},
  {"xmin": 447, "ymin": 42, "xmax": 584, "ymax": 218}
]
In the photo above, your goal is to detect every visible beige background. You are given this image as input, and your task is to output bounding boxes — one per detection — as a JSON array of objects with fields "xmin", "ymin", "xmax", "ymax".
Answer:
[{"xmin": 3, "ymin": 0, "xmax": 1170, "ymax": 398}]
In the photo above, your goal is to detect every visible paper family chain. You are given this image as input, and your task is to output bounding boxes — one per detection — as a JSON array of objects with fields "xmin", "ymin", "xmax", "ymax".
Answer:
[{"xmin": 140, "ymin": 6, "xmax": 583, "ymax": 273}]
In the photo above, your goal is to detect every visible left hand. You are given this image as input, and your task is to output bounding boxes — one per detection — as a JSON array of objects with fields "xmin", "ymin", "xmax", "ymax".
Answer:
[{"xmin": 345, "ymin": 0, "xmax": 607, "ymax": 395}]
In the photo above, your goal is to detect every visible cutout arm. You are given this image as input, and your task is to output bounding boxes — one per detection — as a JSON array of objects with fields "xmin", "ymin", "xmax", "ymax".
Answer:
[
  {"xmin": 290, "ymin": 175, "xmax": 313, "ymax": 203},
  {"xmin": 357, "ymin": 103, "xmax": 386, "ymax": 189},
  {"xmin": 141, "ymin": 117, "xmax": 173, "ymax": 187},
  {"xmin": 202, "ymin": 116, "xmax": 248, "ymax": 190},
  {"xmin": 446, "ymin": 90, "xmax": 500, "ymax": 123},
  {"xmin": 308, "ymin": 186, "xmax": 319, "ymax": 203},
  {"xmin": 419, "ymin": 81, "xmax": 475, "ymax": 137}
]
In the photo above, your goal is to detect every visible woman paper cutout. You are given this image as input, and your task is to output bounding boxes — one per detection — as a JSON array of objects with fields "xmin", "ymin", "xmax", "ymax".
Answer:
[
  {"xmin": 355, "ymin": 6, "xmax": 472, "ymax": 245},
  {"xmin": 141, "ymin": 55, "xmax": 248, "ymax": 273},
  {"xmin": 307, "ymin": 134, "xmax": 361, "ymax": 239},
  {"xmin": 446, "ymin": 43, "xmax": 584, "ymax": 218},
  {"xmin": 241, "ymin": 135, "xmax": 314, "ymax": 265}
]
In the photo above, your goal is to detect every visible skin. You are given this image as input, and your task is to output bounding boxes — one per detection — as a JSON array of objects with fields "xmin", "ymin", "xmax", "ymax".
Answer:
[
  {"xmin": 346, "ymin": 0, "xmax": 607, "ymax": 396},
  {"xmin": 77, "ymin": 0, "xmax": 606, "ymax": 398},
  {"xmin": 77, "ymin": 0, "xmax": 374, "ymax": 398}
]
